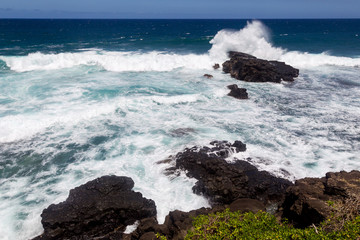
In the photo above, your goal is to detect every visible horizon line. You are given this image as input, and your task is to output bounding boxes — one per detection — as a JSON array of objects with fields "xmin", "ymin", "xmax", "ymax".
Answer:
[{"xmin": 1, "ymin": 17, "xmax": 360, "ymax": 20}]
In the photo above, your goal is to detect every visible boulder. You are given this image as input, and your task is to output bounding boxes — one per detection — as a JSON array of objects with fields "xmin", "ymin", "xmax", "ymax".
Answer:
[
  {"xmin": 203, "ymin": 74, "xmax": 213, "ymax": 79},
  {"xmin": 213, "ymin": 63, "xmax": 220, "ymax": 69},
  {"xmin": 33, "ymin": 176, "xmax": 156, "ymax": 240},
  {"xmin": 227, "ymin": 84, "xmax": 248, "ymax": 99},
  {"xmin": 222, "ymin": 51, "xmax": 299, "ymax": 83},
  {"xmin": 282, "ymin": 170, "xmax": 360, "ymax": 228}
]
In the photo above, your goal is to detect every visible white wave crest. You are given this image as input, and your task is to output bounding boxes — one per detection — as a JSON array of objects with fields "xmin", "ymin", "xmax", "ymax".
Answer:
[
  {"xmin": 0, "ymin": 51, "xmax": 212, "ymax": 72},
  {"xmin": 209, "ymin": 20, "xmax": 285, "ymax": 61},
  {"xmin": 1, "ymin": 21, "xmax": 360, "ymax": 72},
  {"xmin": 209, "ymin": 20, "xmax": 360, "ymax": 68}
]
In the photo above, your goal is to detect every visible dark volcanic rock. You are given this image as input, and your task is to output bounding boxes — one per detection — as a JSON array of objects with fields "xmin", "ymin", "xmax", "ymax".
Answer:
[
  {"xmin": 203, "ymin": 74, "xmax": 213, "ymax": 79},
  {"xmin": 282, "ymin": 170, "xmax": 360, "ymax": 228},
  {"xmin": 213, "ymin": 63, "xmax": 220, "ymax": 69},
  {"xmin": 34, "ymin": 176, "xmax": 156, "ymax": 240},
  {"xmin": 227, "ymin": 84, "xmax": 248, "ymax": 99},
  {"xmin": 222, "ymin": 51, "xmax": 299, "ymax": 83},
  {"xmin": 169, "ymin": 141, "xmax": 292, "ymax": 207}
]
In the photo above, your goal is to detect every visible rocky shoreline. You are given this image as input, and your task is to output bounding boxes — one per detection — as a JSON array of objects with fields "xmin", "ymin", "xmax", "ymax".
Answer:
[
  {"xmin": 33, "ymin": 140, "xmax": 360, "ymax": 240},
  {"xmin": 32, "ymin": 53, "xmax": 359, "ymax": 239}
]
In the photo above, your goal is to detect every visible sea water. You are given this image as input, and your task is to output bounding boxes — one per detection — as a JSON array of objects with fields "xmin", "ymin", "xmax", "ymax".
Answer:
[{"xmin": 0, "ymin": 19, "xmax": 359, "ymax": 239}]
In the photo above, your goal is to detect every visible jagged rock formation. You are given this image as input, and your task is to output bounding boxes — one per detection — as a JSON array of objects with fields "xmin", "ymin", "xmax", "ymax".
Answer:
[
  {"xmin": 227, "ymin": 84, "xmax": 248, "ymax": 99},
  {"xmin": 33, "ymin": 176, "xmax": 156, "ymax": 240},
  {"xmin": 222, "ymin": 51, "xmax": 299, "ymax": 83},
  {"xmin": 169, "ymin": 141, "xmax": 292, "ymax": 207},
  {"xmin": 213, "ymin": 63, "xmax": 220, "ymax": 69}
]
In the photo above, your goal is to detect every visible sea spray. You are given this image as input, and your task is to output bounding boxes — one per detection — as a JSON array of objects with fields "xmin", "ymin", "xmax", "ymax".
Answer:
[{"xmin": 209, "ymin": 20, "xmax": 360, "ymax": 68}]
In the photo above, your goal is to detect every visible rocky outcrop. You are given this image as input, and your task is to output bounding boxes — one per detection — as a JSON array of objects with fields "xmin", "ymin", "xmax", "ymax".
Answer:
[
  {"xmin": 213, "ymin": 63, "xmax": 220, "ymax": 69},
  {"xmin": 33, "ymin": 139, "xmax": 360, "ymax": 240},
  {"xmin": 33, "ymin": 176, "xmax": 156, "ymax": 240},
  {"xmin": 282, "ymin": 170, "xmax": 360, "ymax": 228},
  {"xmin": 167, "ymin": 141, "xmax": 292, "ymax": 207},
  {"xmin": 222, "ymin": 51, "xmax": 299, "ymax": 83},
  {"xmin": 227, "ymin": 84, "xmax": 248, "ymax": 99}
]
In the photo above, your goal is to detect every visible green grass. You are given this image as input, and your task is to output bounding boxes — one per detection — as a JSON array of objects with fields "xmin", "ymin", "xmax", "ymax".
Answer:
[{"xmin": 184, "ymin": 209, "xmax": 360, "ymax": 240}]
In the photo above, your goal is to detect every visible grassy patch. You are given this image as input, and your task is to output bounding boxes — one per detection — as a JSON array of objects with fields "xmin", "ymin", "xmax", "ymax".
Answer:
[{"xmin": 184, "ymin": 209, "xmax": 360, "ymax": 240}]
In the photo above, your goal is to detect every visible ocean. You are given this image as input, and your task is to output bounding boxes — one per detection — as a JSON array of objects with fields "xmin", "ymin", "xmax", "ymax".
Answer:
[{"xmin": 0, "ymin": 19, "xmax": 359, "ymax": 239}]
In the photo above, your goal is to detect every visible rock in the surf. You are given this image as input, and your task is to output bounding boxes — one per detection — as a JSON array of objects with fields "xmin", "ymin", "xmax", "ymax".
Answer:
[
  {"xmin": 227, "ymin": 84, "xmax": 248, "ymax": 99},
  {"xmin": 222, "ymin": 51, "xmax": 299, "ymax": 83},
  {"xmin": 213, "ymin": 63, "xmax": 220, "ymax": 69}
]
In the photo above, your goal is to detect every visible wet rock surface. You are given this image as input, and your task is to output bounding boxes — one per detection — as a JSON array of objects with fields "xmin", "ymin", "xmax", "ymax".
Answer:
[
  {"xmin": 222, "ymin": 51, "xmax": 299, "ymax": 83},
  {"xmin": 33, "ymin": 176, "xmax": 156, "ymax": 240},
  {"xmin": 169, "ymin": 141, "xmax": 292, "ymax": 206},
  {"xmin": 227, "ymin": 84, "xmax": 248, "ymax": 99},
  {"xmin": 213, "ymin": 63, "xmax": 220, "ymax": 69}
]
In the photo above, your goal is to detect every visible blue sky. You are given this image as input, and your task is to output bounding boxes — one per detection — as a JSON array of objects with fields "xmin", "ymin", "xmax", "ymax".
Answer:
[{"xmin": 1, "ymin": 0, "xmax": 359, "ymax": 19}]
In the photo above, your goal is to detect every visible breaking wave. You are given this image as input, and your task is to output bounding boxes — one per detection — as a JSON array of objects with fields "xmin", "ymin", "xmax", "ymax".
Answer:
[
  {"xmin": 0, "ymin": 51, "xmax": 212, "ymax": 72},
  {"xmin": 1, "ymin": 21, "xmax": 360, "ymax": 73},
  {"xmin": 209, "ymin": 20, "xmax": 360, "ymax": 68}
]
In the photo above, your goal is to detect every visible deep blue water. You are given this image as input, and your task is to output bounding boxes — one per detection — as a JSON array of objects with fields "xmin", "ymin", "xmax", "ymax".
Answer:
[
  {"xmin": 1, "ymin": 19, "xmax": 360, "ymax": 56},
  {"xmin": 0, "ymin": 19, "xmax": 359, "ymax": 240}
]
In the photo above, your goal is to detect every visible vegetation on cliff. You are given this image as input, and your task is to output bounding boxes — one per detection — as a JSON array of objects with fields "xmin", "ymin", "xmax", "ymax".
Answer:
[{"xmin": 184, "ymin": 208, "xmax": 360, "ymax": 240}]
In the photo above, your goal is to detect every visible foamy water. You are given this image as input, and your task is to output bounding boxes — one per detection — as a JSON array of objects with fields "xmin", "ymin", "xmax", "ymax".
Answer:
[{"xmin": 0, "ymin": 20, "xmax": 359, "ymax": 240}]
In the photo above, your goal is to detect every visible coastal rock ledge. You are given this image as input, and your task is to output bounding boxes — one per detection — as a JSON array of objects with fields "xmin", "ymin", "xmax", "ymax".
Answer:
[{"xmin": 222, "ymin": 51, "xmax": 299, "ymax": 83}]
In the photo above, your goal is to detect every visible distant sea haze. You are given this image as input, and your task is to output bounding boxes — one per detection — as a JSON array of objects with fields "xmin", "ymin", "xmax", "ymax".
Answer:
[{"xmin": 0, "ymin": 19, "xmax": 359, "ymax": 240}]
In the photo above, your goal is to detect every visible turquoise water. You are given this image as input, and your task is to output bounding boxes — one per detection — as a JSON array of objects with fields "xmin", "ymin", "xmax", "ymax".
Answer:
[{"xmin": 0, "ymin": 19, "xmax": 360, "ymax": 239}]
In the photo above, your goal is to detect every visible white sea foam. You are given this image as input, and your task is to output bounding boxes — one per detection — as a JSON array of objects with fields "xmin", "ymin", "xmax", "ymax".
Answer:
[
  {"xmin": 209, "ymin": 21, "xmax": 284, "ymax": 61},
  {"xmin": 0, "ymin": 51, "xmax": 212, "ymax": 73},
  {"xmin": 0, "ymin": 92, "xmax": 204, "ymax": 143},
  {"xmin": 209, "ymin": 20, "xmax": 360, "ymax": 68}
]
